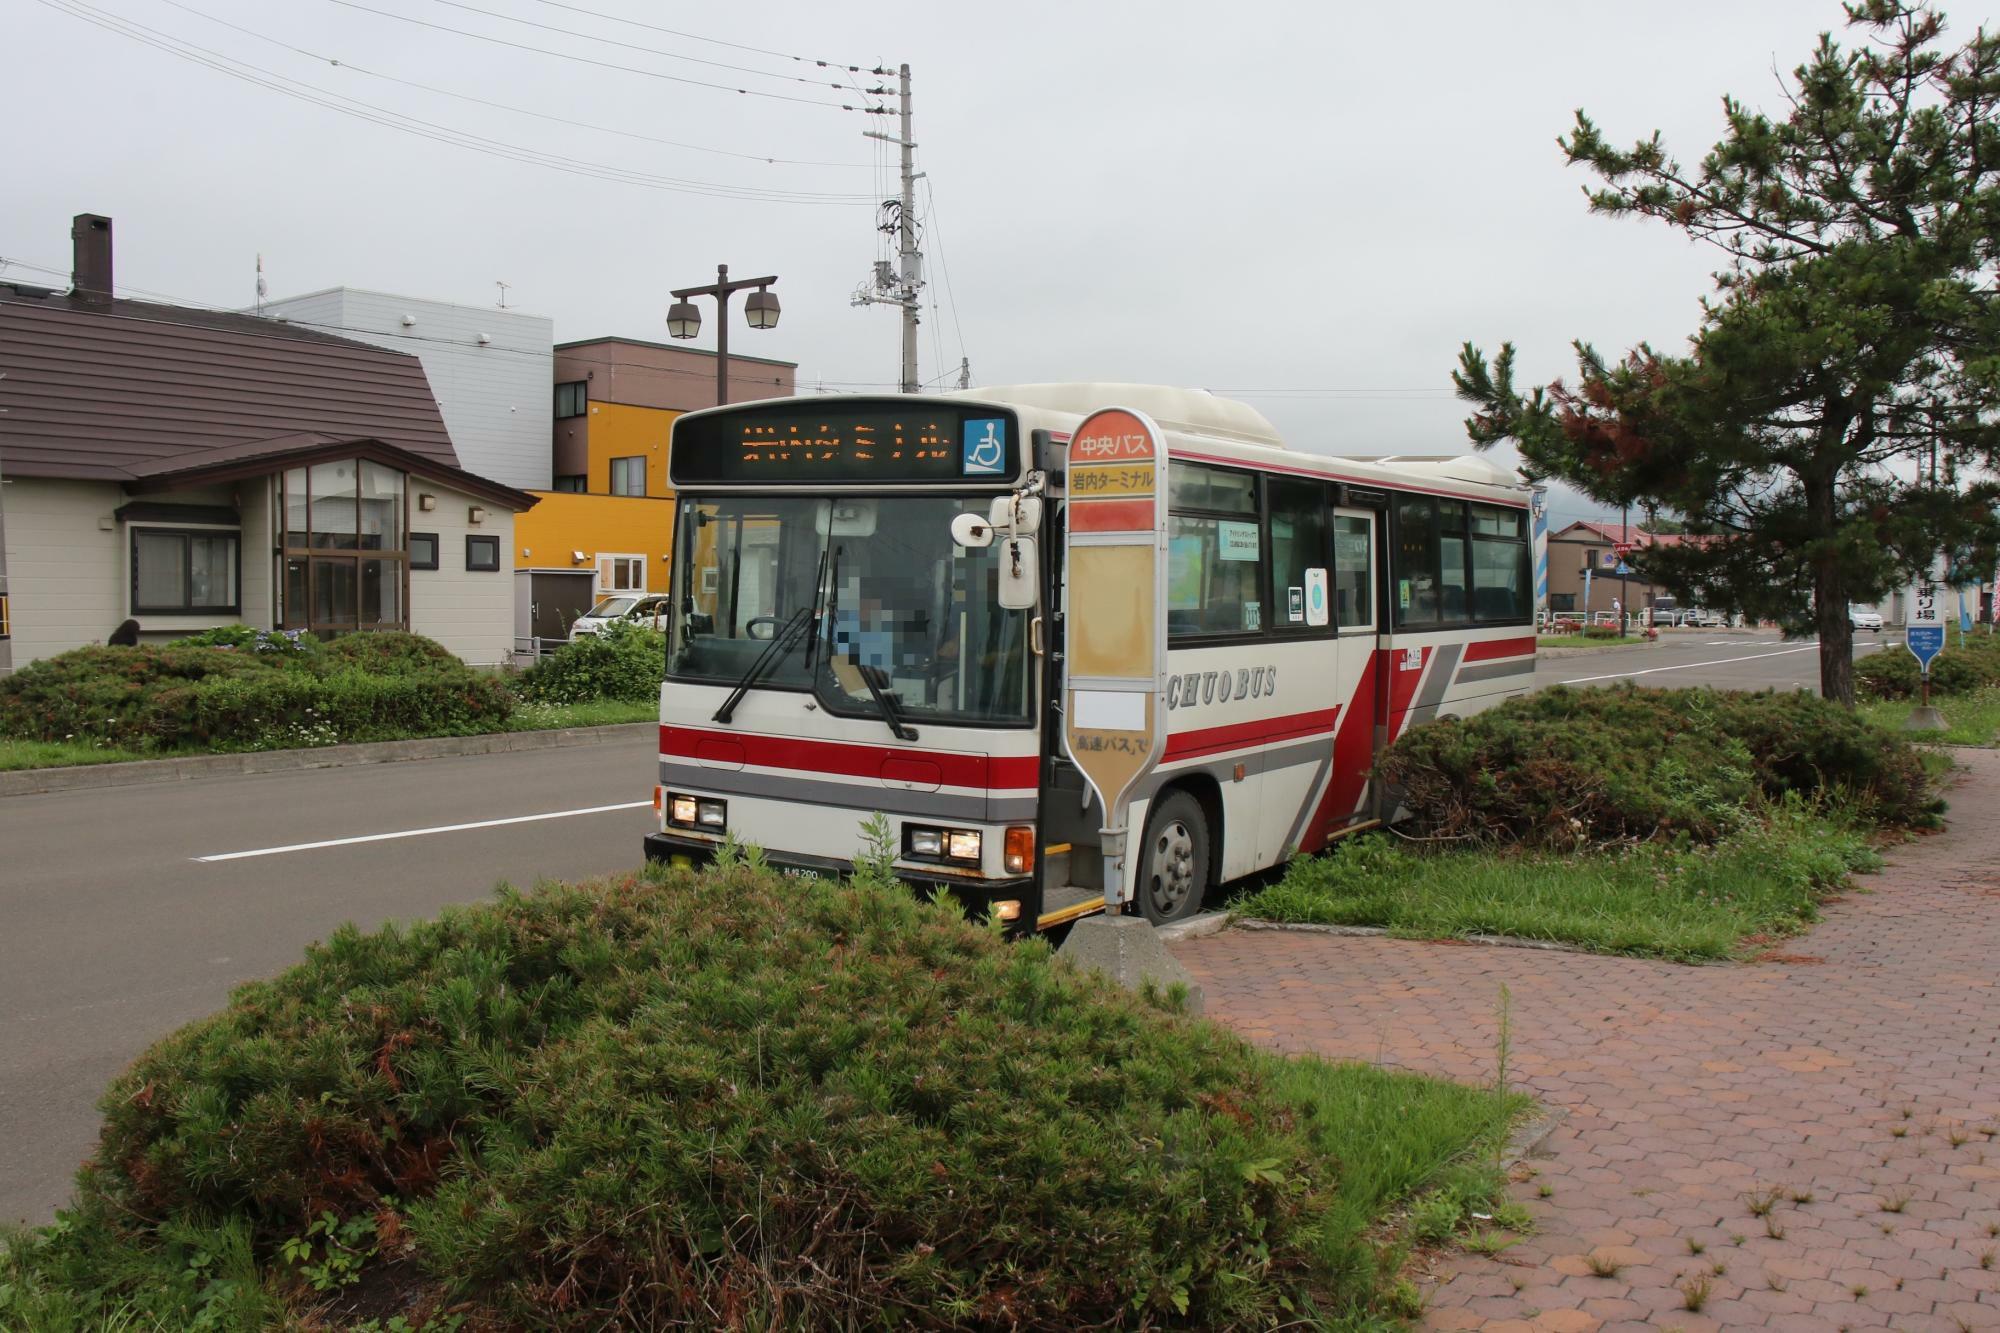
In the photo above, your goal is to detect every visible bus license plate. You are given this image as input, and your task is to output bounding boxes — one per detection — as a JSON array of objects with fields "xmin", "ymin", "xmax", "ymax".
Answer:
[{"xmin": 781, "ymin": 866, "xmax": 822, "ymax": 882}]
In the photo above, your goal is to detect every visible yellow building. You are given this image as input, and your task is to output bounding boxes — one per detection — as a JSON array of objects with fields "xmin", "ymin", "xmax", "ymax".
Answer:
[{"xmin": 516, "ymin": 337, "xmax": 795, "ymax": 647}]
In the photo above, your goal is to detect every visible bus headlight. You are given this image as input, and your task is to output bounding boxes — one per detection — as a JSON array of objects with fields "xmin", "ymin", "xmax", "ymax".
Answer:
[
  {"xmin": 665, "ymin": 793, "xmax": 726, "ymax": 831},
  {"xmin": 696, "ymin": 798, "xmax": 728, "ymax": 829},
  {"xmin": 904, "ymin": 825, "xmax": 982, "ymax": 866},
  {"xmin": 668, "ymin": 794, "xmax": 698, "ymax": 827}
]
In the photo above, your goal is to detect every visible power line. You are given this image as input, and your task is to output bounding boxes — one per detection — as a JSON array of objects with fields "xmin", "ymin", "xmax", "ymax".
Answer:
[
  {"xmin": 921, "ymin": 178, "xmax": 969, "ymax": 379},
  {"xmin": 35, "ymin": 0, "xmax": 878, "ymax": 204},
  {"xmin": 156, "ymin": 0, "xmax": 869, "ymax": 168},
  {"xmin": 526, "ymin": 0, "xmax": 884, "ymax": 76},
  {"xmin": 323, "ymin": 0, "xmax": 887, "ymax": 113},
  {"xmin": 420, "ymin": 0, "xmax": 890, "ymax": 101}
]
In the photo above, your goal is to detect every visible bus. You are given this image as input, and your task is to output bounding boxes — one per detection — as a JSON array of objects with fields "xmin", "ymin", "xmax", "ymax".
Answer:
[{"xmin": 645, "ymin": 384, "xmax": 1536, "ymax": 932}]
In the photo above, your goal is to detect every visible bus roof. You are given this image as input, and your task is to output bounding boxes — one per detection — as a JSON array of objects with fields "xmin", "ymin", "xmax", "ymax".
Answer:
[{"xmin": 943, "ymin": 382, "xmax": 1284, "ymax": 448}]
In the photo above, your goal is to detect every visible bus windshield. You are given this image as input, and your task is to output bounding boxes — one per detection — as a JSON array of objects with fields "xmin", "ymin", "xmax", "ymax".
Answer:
[{"xmin": 667, "ymin": 495, "xmax": 1032, "ymax": 727}]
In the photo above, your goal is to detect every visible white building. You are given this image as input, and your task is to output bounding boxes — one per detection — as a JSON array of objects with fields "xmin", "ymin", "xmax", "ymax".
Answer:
[{"xmin": 258, "ymin": 288, "xmax": 554, "ymax": 491}]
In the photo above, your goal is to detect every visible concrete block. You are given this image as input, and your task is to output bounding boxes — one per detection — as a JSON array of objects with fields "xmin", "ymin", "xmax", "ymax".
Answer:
[
  {"xmin": 1057, "ymin": 913, "xmax": 1205, "ymax": 1015},
  {"xmin": 1904, "ymin": 705, "xmax": 1949, "ymax": 732}
]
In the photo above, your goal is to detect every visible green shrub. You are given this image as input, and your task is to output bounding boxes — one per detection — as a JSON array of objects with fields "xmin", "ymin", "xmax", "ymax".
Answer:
[
  {"xmin": 1380, "ymin": 684, "xmax": 1939, "ymax": 846},
  {"xmin": 176, "ymin": 624, "xmax": 323, "ymax": 661},
  {"xmin": 516, "ymin": 621, "xmax": 663, "ymax": 704},
  {"xmin": 0, "ymin": 632, "xmax": 510, "ymax": 750},
  {"xmin": 1855, "ymin": 632, "xmax": 2000, "ymax": 700},
  {"xmin": 322, "ymin": 630, "xmax": 463, "ymax": 677},
  {"xmin": 21, "ymin": 867, "xmax": 1515, "ymax": 1330}
]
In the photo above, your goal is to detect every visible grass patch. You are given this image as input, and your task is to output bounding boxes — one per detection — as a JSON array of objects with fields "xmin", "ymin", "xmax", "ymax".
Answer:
[
  {"xmin": 1857, "ymin": 686, "xmax": 2000, "ymax": 747},
  {"xmin": 0, "ymin": 863, "xmax": 1521, "ymax": 1330},
  {"xmin": 1537, "ymin": 634, "xmax": 1646, "ymax": 648},
  {"xmin": 1234, "ymin": 805, "xmax": 1879, "ymax": 962},
  {"xmin": 0, "ymin": 739, "xmax": 150, "ymax": 771},
  {"xmin": 505, "ymin": 697, "xmax": 658, "ymax": 730}
]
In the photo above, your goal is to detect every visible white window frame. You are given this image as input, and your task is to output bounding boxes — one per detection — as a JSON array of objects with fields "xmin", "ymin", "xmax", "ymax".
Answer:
[
  {"xmin": 596, "ymin": 552, "xmax": 646, "ymax": 595},
  {"xmin": 609, "ymin": 455, "xmax": 645, "ymax": 496}
]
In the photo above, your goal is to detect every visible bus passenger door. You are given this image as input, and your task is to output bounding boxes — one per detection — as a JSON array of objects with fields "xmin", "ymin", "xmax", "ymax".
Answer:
[{"xmin": 1321, "ymin": 507, "xmax": 1385, "ymax": 836}]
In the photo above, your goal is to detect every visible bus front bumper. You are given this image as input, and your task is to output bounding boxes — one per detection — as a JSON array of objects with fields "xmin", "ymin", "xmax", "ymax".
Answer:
[{"xmin": 643, "ymin": 832, "xmax": 1037, "ymax": 933}]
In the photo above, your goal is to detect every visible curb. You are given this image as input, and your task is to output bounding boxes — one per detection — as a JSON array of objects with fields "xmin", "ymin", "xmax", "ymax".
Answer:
[
  {"xmin": 0, "ymin": 722, "xmax": 656, "ymax": 798},
  {"xmin": 1502, "ymin": 1105, "xmax": 1571, "ymax": 1164},
  {"xmin": 1155, "ymin": 910, "xmax": 1231, "ymax": 944},
  {"xmin": 1227, "ymin": 916, "xmax": 1716, "ymax": 962}
]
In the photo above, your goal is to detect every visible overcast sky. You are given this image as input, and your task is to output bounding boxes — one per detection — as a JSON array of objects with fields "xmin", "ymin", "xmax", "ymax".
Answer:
[{"xmin": 9, "ymin": 0, "xmax": 1991, "ymax": 527}]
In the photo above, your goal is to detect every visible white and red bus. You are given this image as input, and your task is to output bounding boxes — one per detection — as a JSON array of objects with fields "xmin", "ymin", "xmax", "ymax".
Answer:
[{"xmin": 646, "ymin": 384, "xmax": 1535, "ymax": 931}]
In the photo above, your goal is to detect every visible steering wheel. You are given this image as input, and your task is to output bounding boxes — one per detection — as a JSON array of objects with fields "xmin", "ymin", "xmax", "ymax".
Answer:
[{"xmin": 745, "ymin": 616, "xmax": 782, "ymax": 641}]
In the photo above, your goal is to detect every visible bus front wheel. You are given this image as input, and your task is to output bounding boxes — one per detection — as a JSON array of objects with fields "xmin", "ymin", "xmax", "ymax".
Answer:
[{"xmin": 1136, "ymin": 791, "xmax": 1210, "ymax": 925}]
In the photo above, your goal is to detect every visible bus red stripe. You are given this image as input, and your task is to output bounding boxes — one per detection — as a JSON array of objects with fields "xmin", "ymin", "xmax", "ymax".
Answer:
[
  {"xmin": 660, "ymin": 726, "xmax": 1040, "ymax": 790},
  {"xmin": 1068, "ymin": 498, "xmax": 1155, "ymax": 532},
  {"xmin": 1462, "ymin": 635, "xmax": 1536, "ymax": 662},
  {"xmin": 1163, "ymin": 707, "xmax": 1341, "ymax": 761}
]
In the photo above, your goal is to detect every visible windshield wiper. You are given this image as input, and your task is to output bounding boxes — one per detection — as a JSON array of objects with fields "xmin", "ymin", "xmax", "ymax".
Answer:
[
  {"xmin": 854, "ymin": 663, "xmax": 919, "ymax": 742},
  {"xmin": 712, "ymin": 607, "xmax": 812, "ymax": 725}
]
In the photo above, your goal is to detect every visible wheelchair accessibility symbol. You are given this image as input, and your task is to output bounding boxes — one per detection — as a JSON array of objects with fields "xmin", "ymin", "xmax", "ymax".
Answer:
[{"xmin": 961, "ymin": 418, "xmax": 1007, "ymax": 475}]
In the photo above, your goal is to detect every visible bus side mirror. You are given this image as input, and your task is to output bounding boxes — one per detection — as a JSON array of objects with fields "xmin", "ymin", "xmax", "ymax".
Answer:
[
  {"xmin": 950, "ymin": 511, "xmax": 994, "ymax": 549},
  {"xmin": 999, "ymin": 536, "xmax": 1038, "ymax": 611}
]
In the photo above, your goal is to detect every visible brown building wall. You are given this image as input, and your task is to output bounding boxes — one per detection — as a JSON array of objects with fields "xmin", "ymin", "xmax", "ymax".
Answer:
[
  {"xmin": 1547, "ymin": 536, "xmax": 1665, "ymax": 616},
  {"xmin": 551, "ymin": 338, "xmax": 796, "ymax": 486}
]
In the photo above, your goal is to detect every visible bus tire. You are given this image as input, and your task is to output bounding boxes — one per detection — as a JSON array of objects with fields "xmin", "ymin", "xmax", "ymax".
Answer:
[{"xmin": 1136, "ymin": 790, "xmax": 1210, "ymax": 925}]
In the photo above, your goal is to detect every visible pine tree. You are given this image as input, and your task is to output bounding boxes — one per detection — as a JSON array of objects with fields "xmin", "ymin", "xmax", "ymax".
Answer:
[{"xmin": 1456, "ymin": 1, "xmax": 2000, "ymax": 703}]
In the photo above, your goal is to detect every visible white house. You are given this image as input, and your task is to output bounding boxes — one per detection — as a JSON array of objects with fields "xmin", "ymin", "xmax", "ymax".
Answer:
[{"xmin": 0, "ymin": 214, "xmax": 538, "ymax": 670}]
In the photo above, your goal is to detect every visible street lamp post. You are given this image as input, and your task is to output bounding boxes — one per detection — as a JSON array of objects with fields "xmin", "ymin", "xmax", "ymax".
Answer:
[{"xmin": 666, "ymin": 264, "xmax": 780, "ymax": 406}]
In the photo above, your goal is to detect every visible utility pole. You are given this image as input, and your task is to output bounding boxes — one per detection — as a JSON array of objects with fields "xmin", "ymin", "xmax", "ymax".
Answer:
[
  {"xmin": 858, "ymin": 64, "xmax": 922, "ymax": 392},
  {"xmin": 1620, "ymin": 501, "xmax": 1631, "ymax": 632}
]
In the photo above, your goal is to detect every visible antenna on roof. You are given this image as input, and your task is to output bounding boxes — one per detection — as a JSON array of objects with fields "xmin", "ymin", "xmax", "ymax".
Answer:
[
  {"xmin": 254, "ymin": 254, "xmax": 267, "ymax": 315},
  {"xmin": 495, "ymin": 280, "xmax": 512, "ymax": 310}
]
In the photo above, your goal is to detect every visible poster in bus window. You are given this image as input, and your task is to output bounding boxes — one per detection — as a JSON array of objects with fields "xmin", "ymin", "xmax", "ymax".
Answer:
[
  {"xmin": 1287, "ymin": 586, "xmax": 1305, "ymax": 622},
  {"xmin": 1305, "ymin": 567, "xmax": 1329, "ymax": 627},
  {"xmin": 1218, "ymin": 520, "xmax": 1260, "ymax": 561},
  {"xmin": 1167, "ymin": 535, "xmax": 1204, "ymax": 610}
]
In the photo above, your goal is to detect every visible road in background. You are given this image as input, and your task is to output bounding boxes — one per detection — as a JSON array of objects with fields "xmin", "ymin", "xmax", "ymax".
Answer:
[
  {"xmin": 0, "ymin": 734, "xmax": 659, "ymax": 1226},
  {"xmin": 1533, "ymin": 629, "xmax": 1893, "ymax": 692}
]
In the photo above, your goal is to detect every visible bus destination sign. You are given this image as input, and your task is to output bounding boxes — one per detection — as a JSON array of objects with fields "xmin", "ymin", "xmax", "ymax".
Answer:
[{"xmin": 670, "ymin": 401, "xmax": 1021, "ymax": 486}]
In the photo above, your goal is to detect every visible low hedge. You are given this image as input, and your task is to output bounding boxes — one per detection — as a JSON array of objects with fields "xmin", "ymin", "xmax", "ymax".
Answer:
[
  {"xmin": 0, "ymin": 631, "xmax": 511, "ymax": 750},
  {"xmin": 1379, "ymin": 683, "xmax": 1940, "ymax": 846},
  {"xmin": 8, "ymin": 866, "xmax": 1517, "ymax": 1330},
  {"xmin": 516, "ymin": 621, "xmax": 664, "ymax": 704},
  {"xmin": 1855, "ymin": 630, "xmax": 2000, "ymax": 700}
]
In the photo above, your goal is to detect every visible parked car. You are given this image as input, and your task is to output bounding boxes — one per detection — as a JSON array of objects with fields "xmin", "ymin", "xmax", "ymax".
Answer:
[
  {"xmin": 1849, "ymin": 606, "xmax": 1883, "ymax": 632},
  {"xmin": 569, "ymin": 593, "xmax": 670, "ymax": 641},
  {"xmin": 1684, "ymin": 608, "xmax": 1725, "ymax": 628}
]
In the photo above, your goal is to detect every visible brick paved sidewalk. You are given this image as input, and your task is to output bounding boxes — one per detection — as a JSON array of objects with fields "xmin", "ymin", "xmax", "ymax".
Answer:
[{"xmin": 1174, "ymin": 748, "xmax": 2000, "ymax": 1332}]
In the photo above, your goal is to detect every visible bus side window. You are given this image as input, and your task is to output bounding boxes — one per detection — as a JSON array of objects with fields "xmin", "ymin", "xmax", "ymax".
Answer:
[
  {"xmin": 1333, "ymin": 514, "xmax": 1374, "ymax": 629},
  {"xmin": 1268, "ymin": 477, "xmax": 1332, "ymax": 635}
]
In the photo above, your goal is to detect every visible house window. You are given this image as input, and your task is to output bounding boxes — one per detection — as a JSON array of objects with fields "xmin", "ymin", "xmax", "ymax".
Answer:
[
  {"xmin": 597, "ymin": 552, "xmax": 645, "ymax": 594},
  {"xmin": 410, "ymin": 532, "xmax": 439, "ymax": 571},
  {"xmin": 609, "ymin": 456, "xmax": 646, "ymax": 496},
  {"xmin": 466, "ymin": 535, "xmax": 501, "ymax": 572},
  {"xmin": 277, "ymin": 462, "xmax": 409, "ymax": 632},
  {"xmin": 555, "ymin": 380, "xmax": 588, "ymax": 419},
  {"xmin": 552, "ymin": 474, "xmax": 587, "ymax": 493},
  {"xmin": 132, "ymin": 529, "xmax": 240, "ymax": 614}
]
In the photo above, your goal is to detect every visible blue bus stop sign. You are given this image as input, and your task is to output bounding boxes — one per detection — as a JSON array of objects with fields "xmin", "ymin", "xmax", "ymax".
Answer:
[{"xmin": 1906, "ymin": 621, "xmax": 1945, "ymax": 672}]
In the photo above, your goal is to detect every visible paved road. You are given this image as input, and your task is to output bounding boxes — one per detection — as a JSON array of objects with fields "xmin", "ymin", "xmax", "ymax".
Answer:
[
  {"xmin": 1174, "ymin": 749, "xmax": 2000, "ymax": 1331},
  {"xmin": 1536, "ymin": 629, "xmax": 1894, "ymax": 693},
  {"xmin": 0, "ymin": 735, "xmax": 660, "ymax": 1226},
  {"xmin": 0, "ymin": 633, "xmax": 1903, "ymax": 1226}
]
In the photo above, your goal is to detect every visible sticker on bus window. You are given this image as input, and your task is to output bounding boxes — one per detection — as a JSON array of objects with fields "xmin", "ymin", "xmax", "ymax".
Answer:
[
  {"xmin": 1218, "ymin": 520, "xmax": 1260, "ymax": 561},
  {"xmin": 1399, "ymin": 578, "xmax": 1411, "ymax": 610},
  {"xmin": 1305, "ymin": 568, "xmax": 1329, "ymax": 627},
  {"xmin": 1287, "ymin": 586, "xmax": 1305, "ymax": 622},
  {"xmin": 1244, "ymin": 600, "xmax": 1261, "ymax": 631}
]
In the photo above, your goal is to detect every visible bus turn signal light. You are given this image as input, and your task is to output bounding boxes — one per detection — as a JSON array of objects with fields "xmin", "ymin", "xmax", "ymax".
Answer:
[{"xmin": 1004, "ymin": 826, "xmax": 1034, "ymax": 875}]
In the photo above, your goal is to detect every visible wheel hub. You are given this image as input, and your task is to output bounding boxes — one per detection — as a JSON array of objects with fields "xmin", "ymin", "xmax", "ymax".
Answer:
[{"xmin": 1148, "ymin": 820, "xmax": 1196, "ymax": 914}]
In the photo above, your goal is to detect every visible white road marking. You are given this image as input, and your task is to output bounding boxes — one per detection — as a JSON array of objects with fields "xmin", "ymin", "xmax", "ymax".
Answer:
[
  {"xmin": 1559, "ymin": 644, "xmax": 1822, "ymax": 684},
  {"xmin": 193, "ymin": 801, "xmax": 653, "ymax": 863}
]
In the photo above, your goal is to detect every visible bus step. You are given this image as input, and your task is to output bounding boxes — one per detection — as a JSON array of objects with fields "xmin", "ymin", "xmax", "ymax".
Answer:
[{"xmin": 1037, "ymin": 883, "xmax": 1108, "ymax": 931}]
